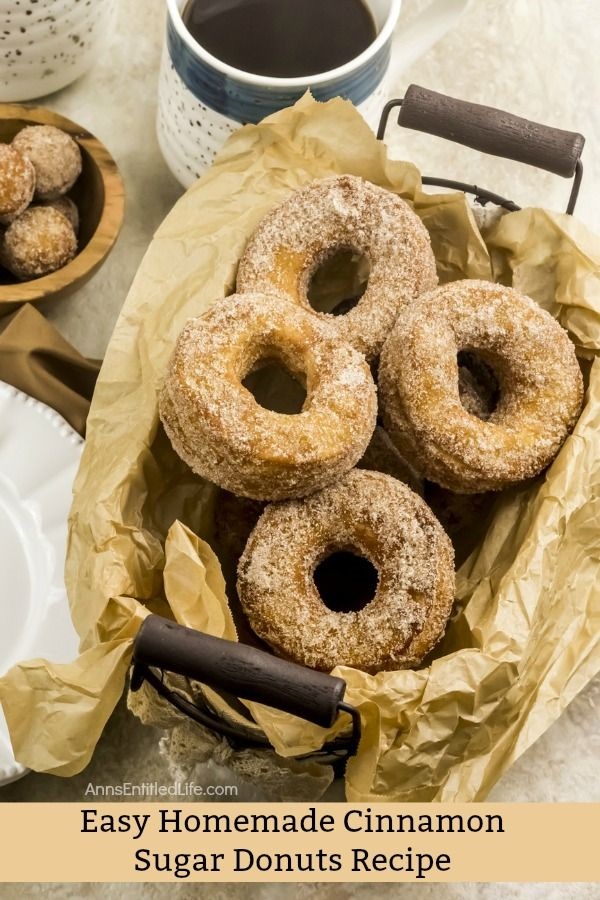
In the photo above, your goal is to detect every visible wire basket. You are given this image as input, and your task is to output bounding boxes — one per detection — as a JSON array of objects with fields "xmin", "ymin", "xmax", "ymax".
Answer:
[{"xmin": 130, "ymin": 85, "xmax": 586, "ymax": 775}]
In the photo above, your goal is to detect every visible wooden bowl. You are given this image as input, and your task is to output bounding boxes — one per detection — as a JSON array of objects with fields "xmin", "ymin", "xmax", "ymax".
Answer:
[{"xmin": 0, "ymin": 104, "xmax": 124, "ymax": 311}]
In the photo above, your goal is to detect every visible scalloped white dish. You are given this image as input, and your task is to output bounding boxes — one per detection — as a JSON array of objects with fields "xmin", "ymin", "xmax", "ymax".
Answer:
[{"xmin": 0, "ymin": 382, "xmax": 82, "ymax": 787}]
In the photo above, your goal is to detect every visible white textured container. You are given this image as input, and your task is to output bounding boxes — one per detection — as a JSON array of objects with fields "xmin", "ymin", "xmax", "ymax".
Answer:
[
  {"xmin": 0, "ymin": 0, "xmax": 115, "ymax": 102},
  {"xmin": 157, "ymin": 0, "xmax": 470, "ymax": 188},
  {"xmin": 157, "ymin": 48, "xmax": 393, "ymax": 188}
]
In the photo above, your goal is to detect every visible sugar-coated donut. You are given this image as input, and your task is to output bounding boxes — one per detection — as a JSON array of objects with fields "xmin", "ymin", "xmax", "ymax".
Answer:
[
  {"xmin": 12, "ymin": 125, "xmax": 82, "ymax": 200},
  {"xmin": 237, "ymin": 469, "xmax": 455, "ymax": 673},
  {"xmin": 236, "ymin": 175, "xmax": 437, "ymax": 361},
  {"xmin": 160, "ymin": 293, "xmax": 377, "ymax": 500},
  {"xmin": 0, "ymin": 144, "xmax": 35, "ymax": 225},
  {"xmin": 379, "ymin": 280, "xmax": 584, "ymax": 493},
  {"xmin": 0, "ymin": 206, "xmax": 77, "ymax": 280},
  {"xmin": 42, "ymin": 196, "xmax": 79, "ymax": 234}
]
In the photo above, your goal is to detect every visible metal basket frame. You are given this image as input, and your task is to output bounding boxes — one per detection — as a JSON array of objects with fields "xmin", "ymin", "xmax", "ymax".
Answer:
[{"xmin": 130, "ymin": 85, "xmax": 586, "ymax": 771}]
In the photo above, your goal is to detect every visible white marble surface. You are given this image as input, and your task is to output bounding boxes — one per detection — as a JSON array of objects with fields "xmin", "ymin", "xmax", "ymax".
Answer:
[{"xmin": 1, "ymin": 0, "xmax": 599, "ymax": 894}]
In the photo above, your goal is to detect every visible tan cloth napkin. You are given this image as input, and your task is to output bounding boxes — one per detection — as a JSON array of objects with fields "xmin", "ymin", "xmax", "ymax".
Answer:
[{"xmin": 0, "ymin": 305, "xmax": 100, "ymax": 435}]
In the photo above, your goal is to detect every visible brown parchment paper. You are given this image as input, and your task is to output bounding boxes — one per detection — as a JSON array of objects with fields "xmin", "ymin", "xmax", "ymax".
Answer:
[{"xmin": 1, "ymin": 94, "xmax": 600, "ymax": 799}]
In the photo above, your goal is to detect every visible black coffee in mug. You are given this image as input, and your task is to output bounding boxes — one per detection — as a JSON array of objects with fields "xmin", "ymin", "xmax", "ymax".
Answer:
[{"xmin": 181, "ymin": 0, "xmax": 378, "ymax": 79}]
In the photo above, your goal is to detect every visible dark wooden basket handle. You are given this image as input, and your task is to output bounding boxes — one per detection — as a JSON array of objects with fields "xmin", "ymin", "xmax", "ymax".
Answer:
[
  {"xmin": 131, "ymin": 615, "xmax": 346, "ymax": 730},
  {"xmin": 398, "ymin": 84, "xmax": 585, "ymax": 178}
]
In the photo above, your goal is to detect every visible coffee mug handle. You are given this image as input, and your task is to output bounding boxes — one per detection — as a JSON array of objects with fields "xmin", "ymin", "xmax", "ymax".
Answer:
[{"xmin": 390, "ymin": 0, "xmax": 471, "ymax": 78}]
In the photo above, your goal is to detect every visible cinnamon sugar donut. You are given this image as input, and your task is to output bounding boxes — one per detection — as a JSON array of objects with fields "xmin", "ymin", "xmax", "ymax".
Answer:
[
  {"xmin": 236, "ymin": 175, "xmax": 437, "ymax": 360},
  {"xmin": 0, "ymin": 206, "xmax": 77, "ymax": 280},
  {"xmin": 379, "ymin": 280, "xmax": 584, "ymax": 493},
  {"xmin": 160, "ymin": 293, "xmax": 377, "ymax": 500},
  {"xmin": 0, "ymin": 144, "xmax": 35, "ymax": 225},
  {"xmin": 12, "ymin": 126, "xmax": 82, "ymax": 200},
  {"xmin": 237, "ymin": 469, "xmax": 455, "ymax": 673},
  {"xmin": 42, "ymin": 196, "xmax": 80, "ymax": 234}
]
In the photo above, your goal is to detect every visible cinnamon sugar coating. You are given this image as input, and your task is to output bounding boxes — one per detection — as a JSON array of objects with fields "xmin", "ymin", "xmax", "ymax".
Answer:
[
  {"xmin": 237, "ymin": 469, "xmax": 455, "ymax": 673},
  {"xmin": 0, "ymin": 144, "xmax": 35, "ymax": 225},
  {"xmin": 1, "ymin": 206, "xmax": 77, "ymax": 280},
  {"xmin": 42, "ymin": 195, "xmax": 79, "ymax": 234},
  {"xmin": 379, "ymin": 280, "xmax": 584, "ymax": 493},
  {"xmin": 236, "ymin": 175, "xmax": 437, "ymax": 361},
  {"xmin": 13, "ymin": 125, "xmax": 82, "ymax": 200},
  {"xmin": 159, "ymin": 293, "xmax": 377, "ymax": 500}
]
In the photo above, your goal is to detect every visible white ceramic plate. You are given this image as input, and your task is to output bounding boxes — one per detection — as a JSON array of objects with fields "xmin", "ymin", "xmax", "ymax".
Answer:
[{"xmin": 0, "ymin": 382, "xmax": 82, "ymax": 786}]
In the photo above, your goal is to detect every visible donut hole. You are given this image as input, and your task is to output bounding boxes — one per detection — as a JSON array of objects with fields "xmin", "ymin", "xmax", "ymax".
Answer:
[
  {"xmin": 314, "ymin": 548, "xmax": 378, "ymax": 613},
  {"xmin": 242, "ymin": 357, "xmax": 308, "ymax": 415},
  {"xmin": 457, "ymin": 350, "xmax": 501, "ymax": 420},
  {"xmin": 307, "ymin": 248, "xmax": 370, "ymax": 316}
]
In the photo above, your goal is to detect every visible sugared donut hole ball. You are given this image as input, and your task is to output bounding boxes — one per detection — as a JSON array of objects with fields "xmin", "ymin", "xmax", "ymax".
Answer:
[
  {"xmin": 12, "ymin": 125, "xmax": 82, "ymax": 201},
  {"xmin": 0, "ymin": 144, "xmax": 36, "ymax": 226},
  {"xmin": 1, "ymin": 206, "xmax": 77, "ymax": 281},
  {"xmin": 42, "ymin": 195, "xmax": 80, "ymax": 235}
]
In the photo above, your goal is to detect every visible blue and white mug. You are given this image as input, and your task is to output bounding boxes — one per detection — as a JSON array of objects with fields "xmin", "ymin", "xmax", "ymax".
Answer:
[{"xmin": 158, "ymin": 0, "xmax": 470, "ymax": 187}]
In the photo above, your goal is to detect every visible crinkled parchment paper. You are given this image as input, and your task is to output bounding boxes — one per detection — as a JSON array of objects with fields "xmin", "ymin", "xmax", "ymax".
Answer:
[{"xmin": 2, "ymin": 95, "xmax": 600, "ymax": 800}]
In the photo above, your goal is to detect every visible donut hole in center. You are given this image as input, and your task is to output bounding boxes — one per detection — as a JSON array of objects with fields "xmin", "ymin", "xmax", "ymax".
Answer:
[
  {"xmin": 457, "ymin": 350, "xmax": 501, "ymax": 420},
  {"xmin": 308, "ymin": 248, "xmax": 370, "ymax": 316},
  {"xmin": 314, "ymin": 547, "xmax": 378, "ymax": 613},
  {"xmin": 242, "ymin": 356, "xmax": 308, "ymax": 415}
]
